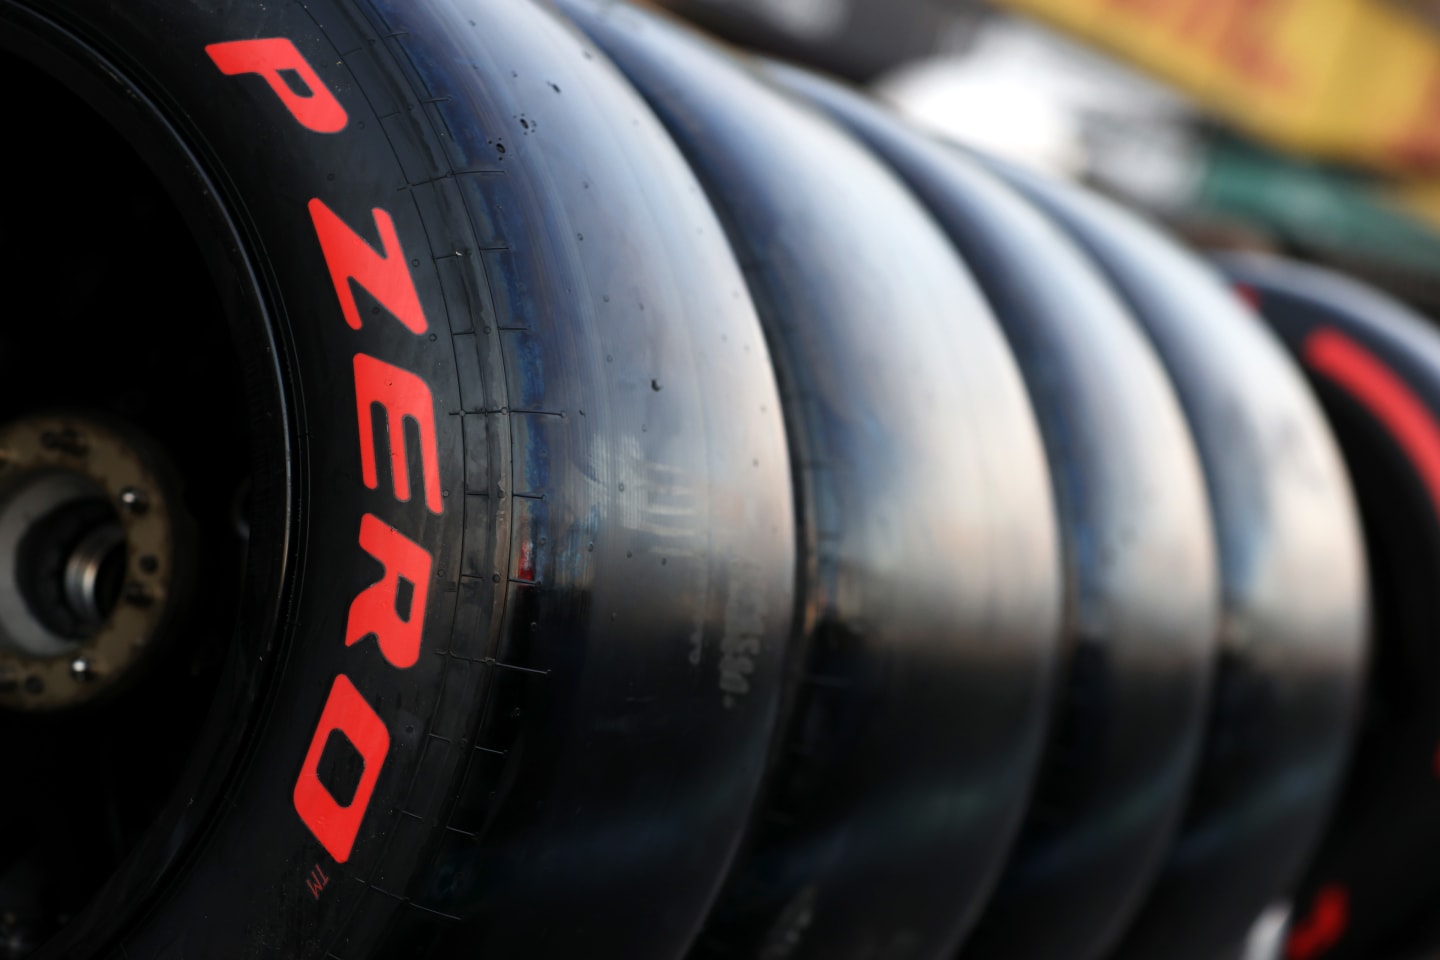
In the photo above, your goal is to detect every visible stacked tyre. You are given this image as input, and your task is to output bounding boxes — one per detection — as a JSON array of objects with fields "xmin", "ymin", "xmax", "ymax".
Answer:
[{"xmin": 0, "ymin": 0, "xmax": 1430, "ymax": 958}]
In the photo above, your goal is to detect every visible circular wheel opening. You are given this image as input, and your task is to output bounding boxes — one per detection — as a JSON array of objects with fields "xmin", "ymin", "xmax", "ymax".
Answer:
[{"xmin": 0, "ymin": 24, "xmax": 287, "ymax": 960}]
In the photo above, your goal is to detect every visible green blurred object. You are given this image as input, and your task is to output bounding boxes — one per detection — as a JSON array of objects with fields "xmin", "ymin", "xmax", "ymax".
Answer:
[{"xmin": 1194, "ymin": 137, "xmax": 1440, "ymax": 276}]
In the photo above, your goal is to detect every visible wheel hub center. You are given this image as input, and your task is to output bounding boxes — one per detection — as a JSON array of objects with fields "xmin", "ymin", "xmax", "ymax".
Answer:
[{"xmin": 0, "ymin": 415, "xmax": 180, "ymax": 709}]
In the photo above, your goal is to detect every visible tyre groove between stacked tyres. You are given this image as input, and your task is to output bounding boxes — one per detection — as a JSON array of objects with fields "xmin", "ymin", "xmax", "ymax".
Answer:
[
  {"xmin": 976, "ymin": 161, "xmax": 1367, "ymax": 960},
  {"xmin": 0, "ymin": 0, "xmax": 1386, "ymax": 957},
  {"xmin": 767, "ymin": 64, "xmax": 1220, "ymax": 960},
  {"xmin": 559, "ymin": 4, "xmax": 1063, "ymax": 958}
]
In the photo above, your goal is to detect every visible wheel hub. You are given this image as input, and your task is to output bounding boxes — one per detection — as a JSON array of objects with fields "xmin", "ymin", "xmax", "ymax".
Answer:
[{"xmin": 0, "ymin": 415, "xmax": 181, "ymax": 710}]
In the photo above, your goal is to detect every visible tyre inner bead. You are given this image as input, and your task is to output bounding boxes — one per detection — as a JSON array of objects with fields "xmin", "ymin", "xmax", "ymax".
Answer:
[{"xmin": 0, "ymin": 416, "xmax": 180, "ymax": 710}]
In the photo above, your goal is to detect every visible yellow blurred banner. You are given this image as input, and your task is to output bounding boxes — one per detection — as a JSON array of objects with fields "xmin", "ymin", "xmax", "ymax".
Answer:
[{"xmin": 993, "ymin": 0, "xmax": 1440, "ymax": 174}]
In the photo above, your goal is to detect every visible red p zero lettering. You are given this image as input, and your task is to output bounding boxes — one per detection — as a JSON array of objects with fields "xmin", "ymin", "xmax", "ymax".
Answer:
[
  {"xmin": 310, "ymin": 199, "xmax": 429, "ymax": 335},
  {"xmin": 354, "ymin": 353, "xmax": 444, "ymax": 514},
  {"xmin": 205, "ymin": 38, "xmax": 348, "ymax": 134},
  {"xmin": 346, "ymin": 513, "xmax": 433, "ymax": 668},
  {"xmin": 293, "ymin": 674, "xmax": 391, "ymax": 863}
]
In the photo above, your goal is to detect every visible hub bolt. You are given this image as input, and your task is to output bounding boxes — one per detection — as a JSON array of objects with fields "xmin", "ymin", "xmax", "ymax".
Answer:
[{"xmin": 119, "ymin": 487, "xmax": 149, "ymax": 515}]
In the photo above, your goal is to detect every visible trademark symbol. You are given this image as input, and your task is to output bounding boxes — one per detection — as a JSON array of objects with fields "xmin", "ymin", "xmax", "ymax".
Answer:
[{"xmin": 306, "ymin": 863, "xmax": 331, "ymax": 900}]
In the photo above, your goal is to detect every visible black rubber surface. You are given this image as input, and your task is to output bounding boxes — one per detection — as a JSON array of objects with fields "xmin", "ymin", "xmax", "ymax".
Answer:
[
  {"xmin": 981, "ymin": 161, "xmax": 1368, "ymax": 960},
  {"xmin": 4, "ymin": 1, "xmax": 797, "ymax": 957},
  {"xmin": 764, "ymin": 65, "xmax": 1220, "ymax": 960},
  {"xmin": 1220, "ymin": 254, "xmax": 1440, "ymax": 960},
  {"xmin": 557, "ymin": 4, "xmax": 1064, "ymax": 959}
]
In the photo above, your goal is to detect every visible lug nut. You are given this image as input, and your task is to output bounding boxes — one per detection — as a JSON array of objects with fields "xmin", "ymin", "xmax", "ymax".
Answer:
[{"xmin": 120, "ymin": 487, "xmax": 149, "ymax": 515}]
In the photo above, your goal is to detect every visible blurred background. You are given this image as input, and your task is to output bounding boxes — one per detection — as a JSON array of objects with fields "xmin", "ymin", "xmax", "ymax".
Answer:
[{"xmin": 655, "ymin": 0, "xmax": 1440, "ymax": 314}]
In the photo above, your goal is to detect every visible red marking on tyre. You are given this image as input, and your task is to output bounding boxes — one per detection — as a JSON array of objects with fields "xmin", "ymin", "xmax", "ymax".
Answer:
[
  {"xmin": 306, "ymin": 863, "xmax": 331, "ymax": 900},
  {"xmin": 1286, "ymin": 884, "xmax": 1348, "ymax": 959},
  {"xmin": 309, "ymin": 200, "xmax": 430, "ymax": 335},
  {"xmin": 347, "ymin": 513, "xmax": 434, "ymax": 669},
  {"xmin": 211, "ymin": 34, "xmax": 449, "ymax": 874},
  {"xmin": 205, "ymin": 38, "xmax": 348, "ymax": 133},
  {"xmin": 293, "ymin": 675, "xmax": 392, "ymax": 864},
  {"xmin": 1305, "ymin": 327, "xmax": 1440, "ymax": 518},
  {"xmin": 353, "ymin": 353, "xmax": 444, "ymax": 514},
  {"xmin": 1234, "ymin": 283, "xmax": 1262, "ymax": 310}
]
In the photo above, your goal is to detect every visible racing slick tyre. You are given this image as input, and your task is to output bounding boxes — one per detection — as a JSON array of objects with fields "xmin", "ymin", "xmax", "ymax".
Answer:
[
  {"xmin": 556, "ymin": 4, "xmax": 1065, "ymax": 959},
  {"xmin": 0, "ymin": 1, "xmax": 797, "ymax": 957},
  {"xmin": 981, "ymin": 161, "xmax": 1369, "ymax": 960},
  {"xmin": 766, "ymin": 65, "xmax": 1220, "ymax": 960},
  {"xmin": 1221, "ymin": 254, "xmax": 1440, "ymax": 960}
]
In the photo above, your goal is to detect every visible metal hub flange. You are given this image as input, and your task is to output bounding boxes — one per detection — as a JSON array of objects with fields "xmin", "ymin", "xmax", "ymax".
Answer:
[{"xmin": 0, "ymin": 415, "xmax": 178, "ymax": 710}]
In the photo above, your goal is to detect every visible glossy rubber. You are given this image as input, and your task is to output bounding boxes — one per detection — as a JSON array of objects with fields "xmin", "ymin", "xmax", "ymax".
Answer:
[
  {"xmin": 764, "ymin": 65, "xmax": 1220, "ymax": 960},
  {"xmin": 5, "ymin": 1, "xmax": 796, "ymax": 957},
  {"xmin": 557, "ymin": 4, "xmax": 1064, "ymax": 958},
  {"xmin": 1220, "ymin": 254, "xmax": 1440, "ymax": 960},
  {"xmin": 982, "ymin": 160, "xmax": 1369, "ymax": 960}
]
